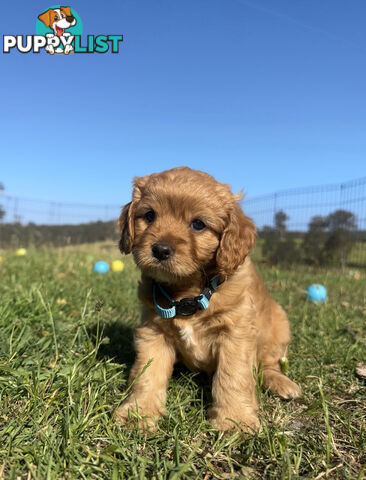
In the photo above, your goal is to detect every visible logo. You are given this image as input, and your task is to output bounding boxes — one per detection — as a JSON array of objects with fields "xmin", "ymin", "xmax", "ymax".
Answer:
[{"xmin": 3, "ymin": 5, "xmax": 123, "ymax": 55}]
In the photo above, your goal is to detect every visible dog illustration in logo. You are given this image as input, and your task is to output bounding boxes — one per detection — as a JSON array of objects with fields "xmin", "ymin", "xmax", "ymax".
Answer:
[{"xmin": 38, "ymin": 6, "xmax": 77, "ymax": 54}]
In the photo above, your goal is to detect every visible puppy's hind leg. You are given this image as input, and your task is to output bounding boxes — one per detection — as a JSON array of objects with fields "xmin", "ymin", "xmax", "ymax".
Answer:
[{"xmin": 258, "ymin": 303, "xmax": 301, "ymax": 399}]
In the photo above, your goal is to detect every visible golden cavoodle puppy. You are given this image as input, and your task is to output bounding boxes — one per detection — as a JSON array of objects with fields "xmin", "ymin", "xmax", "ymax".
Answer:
[{"xmin": 115, "ymin": 166, "xmax": 301, "ymax": 432}]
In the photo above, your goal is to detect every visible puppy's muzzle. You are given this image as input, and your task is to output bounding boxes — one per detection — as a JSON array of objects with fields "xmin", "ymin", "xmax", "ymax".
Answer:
[{"xmin": 152, "ymin": 243, "xmax": 174, "ymax": 261}]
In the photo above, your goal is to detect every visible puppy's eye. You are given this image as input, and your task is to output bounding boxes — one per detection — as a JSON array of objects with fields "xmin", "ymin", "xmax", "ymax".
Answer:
[
  {"xmin": 54, "ymin": 15, "xmax": 59, "ymax": 20},
  {"xmin": 191, "ymin": 219, "xmax": 206, "ymax": 231},
  {"xmin": 61, "ymin": 13, "xmax": 66, "ymax": 18},
  {"xmin": 144, "ymin": 210, "xmax": 155, "ymax": 224}
]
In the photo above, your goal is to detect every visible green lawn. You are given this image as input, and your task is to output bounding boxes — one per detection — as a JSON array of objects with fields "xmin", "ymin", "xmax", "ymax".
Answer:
[{"xmin": 0, "ymin": 244, "xmax": 365, "ymax": 479}]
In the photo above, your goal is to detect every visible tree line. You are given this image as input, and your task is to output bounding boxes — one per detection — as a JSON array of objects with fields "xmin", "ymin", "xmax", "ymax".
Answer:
[
  {"xmin": 0, "ymin": 220, "xmax": 119, "ymax": 248},
  {"xmin": 0, "ymin": 182, "xmax": 120, "ymax": 248},
  {"xmin": 261, "ymin": 209, "xmax": 359, "ymax": 268}
]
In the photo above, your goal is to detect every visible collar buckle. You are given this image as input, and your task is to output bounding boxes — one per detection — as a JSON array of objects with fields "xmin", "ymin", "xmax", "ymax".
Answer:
[
  {"xmin": 173, "ymin": 297, "xmax": 201, "ymax": 316},
  {"xmin": 153, "ymin": 274, "xmax": 222, "ymax": 319}
]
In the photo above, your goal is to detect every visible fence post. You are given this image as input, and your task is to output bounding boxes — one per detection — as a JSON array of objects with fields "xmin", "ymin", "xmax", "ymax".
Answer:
[
  {"xmin": 273, "ymin": 192, "xmax": 278, "ymax": 227},
  {"xmin": 13, "ymin": 198, "xmax": 19, "ymax": 223},
  {"xmin": 340, "ymin": 183, "xmax": 345, "ymax": 208}
]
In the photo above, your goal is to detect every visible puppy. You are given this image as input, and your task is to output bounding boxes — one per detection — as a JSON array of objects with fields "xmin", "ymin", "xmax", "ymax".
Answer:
[
  {"xmin": 38, "ymin": 7, "xmax": 76, "ymax": 54},
  {"xmin": 115, "ymin": 167, "xmax": 301, "ymax": 432}
]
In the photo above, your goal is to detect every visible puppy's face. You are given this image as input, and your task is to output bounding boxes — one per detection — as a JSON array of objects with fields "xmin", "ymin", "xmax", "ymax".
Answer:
[
  {"xmin": 38, "ymin": 7, "xmax": 76, "ymax": 35},
  {"xmin": 119, "ymin": 167, "xmax": 256, "ymax": 283}
]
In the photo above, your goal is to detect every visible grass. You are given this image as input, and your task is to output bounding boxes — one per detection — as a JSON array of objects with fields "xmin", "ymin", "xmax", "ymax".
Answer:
[{"xmin": 0, "ymin": 243, "xmax": 365, "ymax": 479}]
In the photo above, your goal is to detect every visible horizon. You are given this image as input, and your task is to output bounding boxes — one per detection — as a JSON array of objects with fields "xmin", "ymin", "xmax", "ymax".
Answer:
[{"xmin": 1, "ymin": 175, "xmax": 365, "ymax": 230}]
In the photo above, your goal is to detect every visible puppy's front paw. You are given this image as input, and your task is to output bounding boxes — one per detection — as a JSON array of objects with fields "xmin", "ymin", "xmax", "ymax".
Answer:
[
  {"xmin": 277, "ymin": 378, "xmax": 302, "ymax": 399},
  {"xmin": 266, "ymin": 374, "xmax": 302, "ymax": 400},
  {"xmin": 209, "ymin": 408, "xmax": 260, "ymax": 433},
  {"xmin": 114, "ymin": 397, "xmax": 163, "ymax": 431}
]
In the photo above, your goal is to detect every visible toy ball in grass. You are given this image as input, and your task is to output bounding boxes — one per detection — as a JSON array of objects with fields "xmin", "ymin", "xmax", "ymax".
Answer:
[
  {"xmin": 16, "ymin": 248, "xmax": 27, "ymax": 256},
  {"xmin": 93, "ymin": 261, "xmax": 109, "ymax": 274},
  {"xmin": 111, "ymin": 260, "xmax": 124, "ymax": 272},
  {"xmin": 307, "ymin": 284, "xmax": 327, "ymax": 303}
]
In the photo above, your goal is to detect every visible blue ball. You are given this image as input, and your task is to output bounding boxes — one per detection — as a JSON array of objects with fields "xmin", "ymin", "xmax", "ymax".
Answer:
[
  {"xmin": 307, "ymin": 284, "xmax": 327, "ymax": 303},
  {"xmin": 93, "ymin": 261, "xmax": 110, "ymax": 274}
]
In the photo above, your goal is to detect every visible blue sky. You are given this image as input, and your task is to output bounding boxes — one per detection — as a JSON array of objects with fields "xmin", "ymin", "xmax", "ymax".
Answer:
[{"xmin": 1, "ymin": 0, "xmax": 365, "ymax": 224}]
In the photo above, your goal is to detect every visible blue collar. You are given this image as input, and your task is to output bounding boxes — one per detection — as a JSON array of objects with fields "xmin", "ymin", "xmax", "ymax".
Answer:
[{"xmin": 153, "ymin": 275, "xmax": 221, "ymax": 319}]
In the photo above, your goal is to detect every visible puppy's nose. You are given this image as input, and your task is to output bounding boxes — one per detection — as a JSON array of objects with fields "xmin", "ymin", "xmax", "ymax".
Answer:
[
  {"xmin": 66, "ymin": 15, "xmax": 74, "ymax": 22},
  {"xmin": 152, "ymin": 243, "xmax": 173, "ymax": 261}
]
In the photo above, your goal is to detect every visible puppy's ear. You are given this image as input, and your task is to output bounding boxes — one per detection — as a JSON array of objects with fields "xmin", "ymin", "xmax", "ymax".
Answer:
[
  {"xmin": 38, "ymin": 9, "xmax": 55, "ymax": 27},
  {"xmin": 60, "ymin": 6, "xmax": 72, "ymax": 17},
  {"xmin": 117, "ymin": 175, "xmax": 149, "ymax": 254},
  {"xmin": 216, "ymin": 203, "xmax": 256, "ymax": 276},
  {"xmin": 118, "ymin": 202, "xmax": 134, "ymax": 254}
]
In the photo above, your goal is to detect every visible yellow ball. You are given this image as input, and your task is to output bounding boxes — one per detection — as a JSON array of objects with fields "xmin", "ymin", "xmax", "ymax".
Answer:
[
  {"xmin": 111, "ymin": 260, "xmax": 124, "ymax": 272},
  {"xmin": 16, "ymin": 248, "xmax": 27, "ymax": 256},
  {"xmin": 0, "ymin": 256, "xmax": 2, "ymax": 263}
]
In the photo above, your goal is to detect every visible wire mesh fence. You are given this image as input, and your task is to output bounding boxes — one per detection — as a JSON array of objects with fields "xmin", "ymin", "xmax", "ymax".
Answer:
[
  {"xmin": 0, "ymin": 194, "xmax": 121, "ymax": 225},
  {"xmin": 0, "ymin": 194, "xmax": 122, "ymax": 248},
  {"xmin": 243, "ymin": 177, "xmax": 366, "ymax": 268},
  {"xmin": 243, "ymin": 177, "xmax": 366, "ymax": 231}
]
